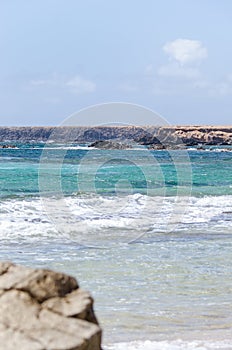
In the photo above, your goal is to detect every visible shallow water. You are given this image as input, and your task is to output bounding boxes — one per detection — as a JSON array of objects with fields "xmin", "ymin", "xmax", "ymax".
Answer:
[{"xmin": 0, "ymin": 143, "xmax": 232, "ymax": 349}]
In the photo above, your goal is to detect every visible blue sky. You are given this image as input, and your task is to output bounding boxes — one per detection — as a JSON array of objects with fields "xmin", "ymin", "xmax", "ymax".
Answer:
[{"xmin": 0, "ymin": 0, "xmax": 232, "ymax": 126}]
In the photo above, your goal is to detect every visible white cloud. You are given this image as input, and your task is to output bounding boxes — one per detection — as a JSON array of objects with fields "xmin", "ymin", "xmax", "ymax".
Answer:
[
  {"xmin": 152, "ymin": 85, "xmax": 171, "ymax": 95},
  {"xmin": 192, "ymin": 79, "xmax": 209, "ymax": 89},
  {"xmin": 208, "ymin": 75, "xmax": 232, "ymax": 96},
  {"xmin": 44, "ymin": 97, "xmax": 61, "ymax": 105},
  {"xmin": 66, "ymin": 75, "xmax": 96, "ymax": 94},
  {"xmin": 189, "ymin": 74, "xmax": 232, "ymax": 97},
  {"xmin": 158, "ymin": 62, "xmax": 200, "ymax": 79},
  {"xmin": 30, "ymin": 78, "xmax": 55, "ymax": 86},
  {"xmin": 163, "ymin": 39, "xmax": 207, "ymax": 65},
  {"xmin": 30, "ymin": 73, "xmax": 60, "ymax": 87},
  {"xmin": 30, "ymin": 74, "xmax": 96, "ymax": 94},
  {"xmin": 156, "ymin": 38, "xmax": 208, "ymax": 82},
  {"xmin": 119, "ymin": 82, "xmax": 139, "ymax": 92},
  {"xmin": 144, "ymin": 64, "xmax": 153, "ymax": 75},
  {"xmin": 227, "ymin": 73, "xmax": 232, "ymax": 83}
]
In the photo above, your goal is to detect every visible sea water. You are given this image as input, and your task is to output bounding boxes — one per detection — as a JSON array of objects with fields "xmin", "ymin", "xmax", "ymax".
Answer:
[{"xmin": 0, "ymin": 143, "xmax": 232, "ymax": 349}]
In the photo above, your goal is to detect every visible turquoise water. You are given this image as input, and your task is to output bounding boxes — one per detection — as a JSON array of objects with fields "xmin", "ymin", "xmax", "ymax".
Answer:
[
  {"xmin": 1, "ymin": 145, "xmax": 232, "ymax": 198},
  {"xmin": 0, "ymin": 143, "xmax": 232, "ymax": 349}
]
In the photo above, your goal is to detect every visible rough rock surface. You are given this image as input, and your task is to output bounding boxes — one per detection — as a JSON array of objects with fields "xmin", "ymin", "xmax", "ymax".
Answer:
[
  {"xmin": 0, "ymin": 126, "xmax": 231, "ymax": 146},
  {"xmin": 0, "ymin": 262, "xmax": 102, "ymax": 350},
  {"xmin": 89, "ymin": 140, "xmax": 132, "ymax": 149}
]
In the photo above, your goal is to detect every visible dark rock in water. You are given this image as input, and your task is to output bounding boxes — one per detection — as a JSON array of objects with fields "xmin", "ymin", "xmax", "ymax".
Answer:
[
  {"xmin": 89, "ymin": 140, "xmax": 132, "ymax": 149},
  {"xmin": 0, "ymin": 144, "xmax": 17, "ymax": 149},
  {"xmin": 0, "ymin": 261, "xmax": 102, "ymax": 350},
  {"xmin": 148, "ymin": 144, "xmax": 166, "ymax": 150},
  {"xmin": 147, "ymin": 143, "xmax": 187, "ymax": 150}
]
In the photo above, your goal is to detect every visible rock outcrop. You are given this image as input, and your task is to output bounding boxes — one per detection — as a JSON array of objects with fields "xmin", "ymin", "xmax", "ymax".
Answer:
[
  {"xmin": 0, "ymin": 261, "xmax": 102, "ymax": 350},
  {"xmin": 0, "ymin": 126, "xmax": 231, "ymax": 146},
  {"xmin": 89, "ymin": 140, "xmax": 132, "ymax": 149},
  {"xmin": 136, "ymin": 126, "xmax": 232, "ymax": 146},
  {"xmin": 172, "ymin": 126, "xmax": 232, "ymax": 146}
]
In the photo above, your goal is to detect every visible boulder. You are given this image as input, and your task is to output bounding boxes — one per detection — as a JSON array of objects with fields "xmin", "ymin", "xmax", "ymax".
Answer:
[
  {"xmin": 89, "ymin": 140, "xmax": 132, "ymax": 149},
  {"xmin": 0, "ymin": 262, "xmax": 102, "ymax": 350}
]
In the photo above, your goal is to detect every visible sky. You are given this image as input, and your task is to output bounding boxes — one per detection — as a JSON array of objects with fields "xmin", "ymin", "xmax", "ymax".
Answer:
[{"xmin": 0, "ymin": 0, "xmax": 232, "ymax": 126}]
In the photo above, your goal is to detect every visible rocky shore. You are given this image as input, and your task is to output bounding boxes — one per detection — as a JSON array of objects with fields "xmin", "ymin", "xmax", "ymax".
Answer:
[
  {"xmin": 0, "ymin": 126, "xmax": 231, "ymax": 147},
  {"xmin": 0, "ymin": 262, "xmax": 102, "ymax": 350}
]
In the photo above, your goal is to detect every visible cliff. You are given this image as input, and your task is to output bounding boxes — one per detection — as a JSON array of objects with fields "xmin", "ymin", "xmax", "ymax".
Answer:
[{"xmin": 0, "ymin": 126, "xmax": 232, "ymax": 146}]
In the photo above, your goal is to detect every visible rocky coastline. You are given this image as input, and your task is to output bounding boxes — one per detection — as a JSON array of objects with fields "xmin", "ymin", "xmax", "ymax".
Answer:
[
  {"xmin": 0, "ymin": 126, "xmax": 231, "ymax": 148},
  {"xmin": 0, "ymin": 262, "xmax": 102, "ymax": 350}
]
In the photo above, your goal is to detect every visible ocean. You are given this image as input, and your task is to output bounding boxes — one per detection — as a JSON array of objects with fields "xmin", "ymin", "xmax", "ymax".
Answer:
[{"xmin": 1, "ymin": 142, "xmax": 232, "ymax": 349}]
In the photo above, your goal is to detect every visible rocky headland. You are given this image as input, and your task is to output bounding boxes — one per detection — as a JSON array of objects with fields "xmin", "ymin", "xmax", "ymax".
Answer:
[
  {"xmin": 0, "ymin": 126, "xmax": 231, "ymax": 148},
  {"xmin": 0, "ymin": 261, "xmax": 102, "ymax": 350}
]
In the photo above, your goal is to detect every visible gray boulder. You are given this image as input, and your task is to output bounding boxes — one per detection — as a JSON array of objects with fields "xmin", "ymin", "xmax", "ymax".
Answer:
[
  {"xmin": 89, "ymin": 140, "xmax": 132, "ymax": 149},
  {"xmin": 0, "ymin": 262, "xmax": 102, "ymax": 350}
]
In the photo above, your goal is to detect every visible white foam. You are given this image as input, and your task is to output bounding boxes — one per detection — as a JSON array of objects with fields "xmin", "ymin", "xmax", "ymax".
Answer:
[
  {"xmin": 42, "ymin": 146, "xmax": 92, "ymax": 150},
  {"xmin": 0, "ymin": 198, "xmax": 57, "ymax": 240},
  {"xmin": 0, "ymin": 195, "xmax": 232, "ymax": 241},
  {"xmin": 105, "ymin": 339, "xmax": 232, "ymax": 350}
]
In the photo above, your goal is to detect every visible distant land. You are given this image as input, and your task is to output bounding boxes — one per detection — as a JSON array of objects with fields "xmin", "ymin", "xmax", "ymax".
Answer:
[{"xmin": 0, "ymin": 126, "xmax": 232, "ymax": 147}]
